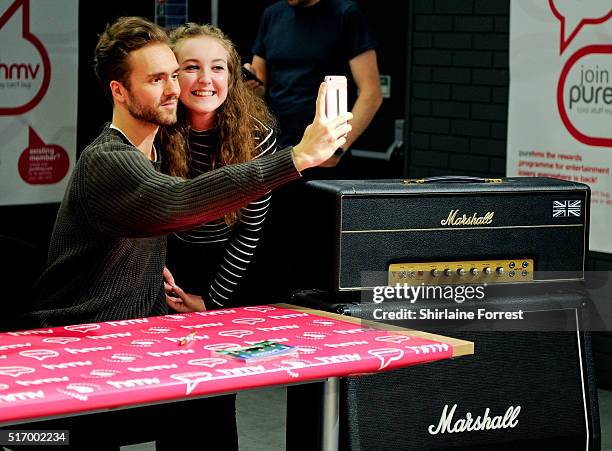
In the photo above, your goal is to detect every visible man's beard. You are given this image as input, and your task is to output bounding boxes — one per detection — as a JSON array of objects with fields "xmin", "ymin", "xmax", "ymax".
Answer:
[{"xmin": 126, "ymin": 92, "xmax": 177, "ymax": 126}]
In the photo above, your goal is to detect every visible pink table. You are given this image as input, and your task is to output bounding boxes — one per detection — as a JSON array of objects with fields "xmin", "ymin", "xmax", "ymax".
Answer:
[{"xmin": 0, "ymin": 304, "xmax": 472, "ymax": 450}]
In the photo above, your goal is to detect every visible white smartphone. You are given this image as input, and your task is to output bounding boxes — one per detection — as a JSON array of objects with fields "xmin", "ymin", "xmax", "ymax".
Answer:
[{"xmin": 324, "ymin": 75, "xmax": 348, "ymax": 120}]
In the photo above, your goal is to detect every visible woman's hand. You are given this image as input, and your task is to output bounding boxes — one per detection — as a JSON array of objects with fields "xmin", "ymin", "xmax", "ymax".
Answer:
[
  {"xmin": 165, "ymin": 286, "xmax": 206, "ymax": 313},
  {"xmin": 163, "ymin": 266, "xmax": 206, "ymax": 313},
  {"xmin": 163, "ymin": 266, "xmax": 177, "ymax": 296},
  {"xmin": 292, "ymin": 82, "xmax": 352, "ymax": 172}
]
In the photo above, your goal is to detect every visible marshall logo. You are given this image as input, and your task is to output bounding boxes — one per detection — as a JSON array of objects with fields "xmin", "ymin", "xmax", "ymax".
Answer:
[
  {"xmin": 428, "ymin": 404, "xmax": 521, "ymax": 435},
  {"xmin": 441, "ymin": 210, "xmax": 494, "ymax": 226}
]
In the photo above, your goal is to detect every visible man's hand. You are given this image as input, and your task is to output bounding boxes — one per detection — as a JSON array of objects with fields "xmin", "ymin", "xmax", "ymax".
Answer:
[
  {"xmin": 318, "ymin": 150, "xmax": 344, "ymax": 168},
  {"xmin": 292, "ymin": 82, "xmax": 353, "ymax": 172},
  {"xmin": 243, "ymin": 63, "xmax": 265, "ymax": 96}
]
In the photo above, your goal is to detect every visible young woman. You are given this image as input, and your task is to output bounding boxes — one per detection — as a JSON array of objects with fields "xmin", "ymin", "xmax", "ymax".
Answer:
[
  {"xmin": 156, "ymin": 24, "xmax": 284, "ymax": 450},
  {"xmin": 134, "ymin": 23, "xmax": 351, "ymax": 451},
  {"xmin": 160, "ymin": 23, "xmax": 279, "ymax": 313}
]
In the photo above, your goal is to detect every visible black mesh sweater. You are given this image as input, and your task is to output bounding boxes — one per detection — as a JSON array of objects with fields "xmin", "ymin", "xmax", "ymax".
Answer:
[{"xmin": 20, "ymin": 126, "xmax": 299, "ymax": 328}]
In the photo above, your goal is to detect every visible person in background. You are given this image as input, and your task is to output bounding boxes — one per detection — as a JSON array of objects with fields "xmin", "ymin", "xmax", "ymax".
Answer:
[
  {"xmin": 241, "ymin": 0, "xmax": 381, "ymax": 308},
  {"xmin": 244, "ymin": 2, "xmax": 380, "ymax": 447},
  {"xmin": 160, "ymin": 23, "xmax": 278, "ymax": 312},
  {"xmin": 245, "ymin": 0, "xmax": 382, "ymax": 172},
  {"xmin": 17, "ymin": 16, "xmax": 351, "ymax": 450}
]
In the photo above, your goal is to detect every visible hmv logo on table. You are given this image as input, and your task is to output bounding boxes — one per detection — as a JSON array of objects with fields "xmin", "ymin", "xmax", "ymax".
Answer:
[{"xmin": 428, "ymin": 404, "xmax": 521, "ymax": 435}]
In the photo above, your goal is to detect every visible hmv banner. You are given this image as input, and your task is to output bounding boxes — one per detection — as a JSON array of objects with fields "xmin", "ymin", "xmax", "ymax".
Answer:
[
  {"xmin": 0, "ymin": 0, "xmax": 77, "ymax": 206},
  {"xmin": 507, "ymin": 0, "xmax": 612, "ymax": 253}
]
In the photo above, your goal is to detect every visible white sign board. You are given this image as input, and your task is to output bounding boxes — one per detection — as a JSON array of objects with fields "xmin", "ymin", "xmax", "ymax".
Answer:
[
  {"xmin": 507, "ymin": 0, "xmax": 612, "ymax": 253},
  {"xmin": 0, "ymin": 0, "xmax": 78, "ymax": 206}
]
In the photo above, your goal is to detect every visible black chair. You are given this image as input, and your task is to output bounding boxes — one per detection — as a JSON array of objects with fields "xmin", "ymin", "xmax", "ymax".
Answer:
[{"xmin": 0, "ymin": 235, "xmax": 46, "ymax": 331}]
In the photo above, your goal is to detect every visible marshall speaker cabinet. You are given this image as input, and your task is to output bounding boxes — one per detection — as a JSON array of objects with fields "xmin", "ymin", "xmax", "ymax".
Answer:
[{"xmin": 287, "ymin": 177, "xmax": 600, "ymax": 451}]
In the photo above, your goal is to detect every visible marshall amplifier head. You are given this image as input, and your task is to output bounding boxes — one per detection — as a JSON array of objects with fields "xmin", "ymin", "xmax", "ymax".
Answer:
[{"xmin": 296, "ymin": 177, "xmax": 590, "ymax": 293}]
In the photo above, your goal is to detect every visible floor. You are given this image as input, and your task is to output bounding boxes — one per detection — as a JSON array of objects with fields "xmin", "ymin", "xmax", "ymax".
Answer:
[
  {"xmin": 122, "ymin": 387, "xmax": 612, "ymax": 450},
  {"xmin": 602, "ymin": 388, "xmax": 612, "ymax": 451}
]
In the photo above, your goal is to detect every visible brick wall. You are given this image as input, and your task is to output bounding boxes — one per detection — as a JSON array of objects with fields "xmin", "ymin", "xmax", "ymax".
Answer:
[
  {"xmin": 405, "ymin": 0, "xmax": 610, "ymax": 265},
  {"xmin": 407, "ymin": 0, "xmax": 509, "ymax": 178}
]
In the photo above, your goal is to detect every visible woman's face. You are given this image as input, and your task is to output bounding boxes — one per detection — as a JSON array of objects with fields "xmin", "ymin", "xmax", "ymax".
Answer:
[{"xmin": 175, "ymin": 36, "xmax": 230, "ymax": 129}]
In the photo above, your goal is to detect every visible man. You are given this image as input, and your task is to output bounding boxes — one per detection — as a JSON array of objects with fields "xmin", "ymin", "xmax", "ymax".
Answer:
[
  {"xmin": 14, "ymin": 16, "xmax": 350, "ymax": 451},
  {"xmin": 246, "ymin": 0, "xmax": 382, "ymax": 169},
  {"xmin": 20, "ymin": 16, "xmax": 351, "ymax": 329}
]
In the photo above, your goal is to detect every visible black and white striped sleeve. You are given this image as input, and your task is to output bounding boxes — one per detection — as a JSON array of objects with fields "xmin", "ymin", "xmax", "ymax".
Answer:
[{"xmin": 207, "ymin": 124, "xmax": 277, "ymax": 307}]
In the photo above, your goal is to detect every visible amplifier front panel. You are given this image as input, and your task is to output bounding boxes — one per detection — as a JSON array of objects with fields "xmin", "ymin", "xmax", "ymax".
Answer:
[{"xmin": 338, "ymin": 191, "xmax": 587, "ymax": 290}]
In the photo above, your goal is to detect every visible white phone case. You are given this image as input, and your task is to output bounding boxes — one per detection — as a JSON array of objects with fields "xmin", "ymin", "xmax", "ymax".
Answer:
[{"xmin": 324, "ymin": 75, "xmax": 348, "ymax": 120}]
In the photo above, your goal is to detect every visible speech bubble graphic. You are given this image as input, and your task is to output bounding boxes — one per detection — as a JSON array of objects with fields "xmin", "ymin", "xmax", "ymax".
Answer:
[
  {"xmin": 64, "ymin": 324, "xmax": 100, "ymax": 334},
  {"xmin": 159, "ymin": 314, "xmax": 187, "ymax": 322},
  {"xmin": 218, "ymin": 330, "xmax": 253, "ymax": 339},
  {"xmin": 203, "ymin": 343, "xmax": 240, "ymax": 351},
  {"xmin": 18, "ymin": 127, "xmax": 69, "ymax": 184},
  {"xmin": 42, "ymin": 337, "xmax": 81, "ymax": 345},
  {"xmin": 0, "ymin": 366, "xmax": 35, "ymax": 377},
  {"xmin": 0, "ymin": 0, "xmax": 51, "ymax": 115},
  {"xmin": 368, "ymin": 348, "xmax": 405, "ymax": 370},
  {"xmin": 124, "ymin": 339, "xmax": 159, "ymax": 348},
  {"xmin": 57, "ymin": 383, "xmax": 101, "ymax": 402},
  {"xmin": 244, "ymin": 306, "xmax": 276, "ymax": 313},
  {"xmin": 298, "ymin": 331, "xmax": 328, "ymax": 340},
  {"xmin": 311, "ymin": 319, "xmax": 335, "ymax": 327},
  {"xmin": 374, "ymin": 335, "xmax": 412, "ymax": 344},
  {"xmin": 549, "ymin": 0, "xmax": 612, "ymax": 54},
  {"xmin": 141, "ymin": 327, "xmax": 174, "ymax": 334},
  {"xmin": 19, "ymin": 349, "xmax": 59, "ymax": 361},
  {"xmin": 232, "ymin": 318, "xmax": 265, "ymax": 326},
  {"xmin": 82, "ymin": 369, "xmax": 122, "ymax": 379},
  {"xmin": 170, "ymin": 371, "xmax": 212, "ymax": 395},
  {"xmin": 65, "ymin": 383, "xmax": 98, "ymax": 394},
  {"xmin": 187, "ymin": 358, "xmax": 227, "ymax": 368},
  {"xmin": 103, "ymin": 353, "xmax": 142, "ymax": 363},
  {"xmin": 557, "ymin": 45, "xmax": 612, "ymax": 147},
  {"xmin": 295, "ymin": 345, "xmax": 320, "ymax": 355},
  {"xmin": 279, "ymin": 360, "xmax": 308, "ymax": 378}
]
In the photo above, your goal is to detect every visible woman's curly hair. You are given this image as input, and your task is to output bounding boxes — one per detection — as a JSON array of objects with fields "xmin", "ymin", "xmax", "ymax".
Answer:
[{"xmin": 159, "ymin": 23, "xmax": 276, "ymax": 225}]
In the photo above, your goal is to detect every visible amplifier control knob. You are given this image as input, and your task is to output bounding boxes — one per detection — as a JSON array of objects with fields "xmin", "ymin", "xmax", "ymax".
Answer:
[
  {"xmin": 496, "ymin": 267, "xmax": 505, "ymax": 275},
  {"xmin": 431, "ymin": 269, "xmax": 439, "ymax": 277},
  {"xmin": 470, "ymin": 268, "xmax": 479, "ymax": 276},
  {"xmin": 522, "ymin": 261, "xmax": 529, "ymax": 268},
  {"xmin": 521, "ymin": 270, "xmax": 528, "ymax": 277},
  {"xmin": 457, "ymin": 268, "xmax": 466, "ymax": 276},
  {"xmin": 483, "ymin": 267, "xmax": 492, "ymax": 275},
  {"xmin": 444, "ymin": 269, "xmax": 453, "ymax": 277},
  {"xmin": 509, "ymin": 261, "xmax": 516, "ymax": 269},
  {"xmin": 408, "ymin": 270, "xmax": 416, "ymax": 278}
]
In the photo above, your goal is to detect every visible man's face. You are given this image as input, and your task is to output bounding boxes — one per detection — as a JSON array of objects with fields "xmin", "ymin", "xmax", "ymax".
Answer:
[
  {"xmin": 123, "ymin": 43, "xmax": 180, "ymax": 126},
  {"xmin": 287, "ymin": 0, "xmax": 319, "ymax": 7}
]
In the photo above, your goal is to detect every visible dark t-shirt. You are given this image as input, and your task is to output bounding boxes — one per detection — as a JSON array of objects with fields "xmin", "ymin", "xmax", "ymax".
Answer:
[{"xmin": 252, "ymin": 0, "xmax": 377, "ymax": 146}]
